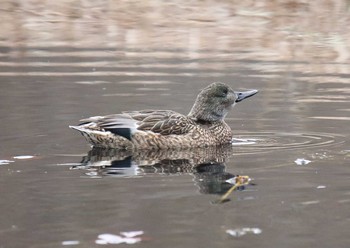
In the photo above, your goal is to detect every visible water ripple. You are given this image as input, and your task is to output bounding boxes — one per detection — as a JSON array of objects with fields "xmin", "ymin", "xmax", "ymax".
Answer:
[{"xmin": 232, "ymin": 131, "xmax": 345, "ymax": 154}]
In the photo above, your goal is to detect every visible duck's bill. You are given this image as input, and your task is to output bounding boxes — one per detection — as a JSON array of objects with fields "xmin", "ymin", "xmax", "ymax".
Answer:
[{"xmin": 235, "ymin": 89, "xmax": 258, "ymax": 103}]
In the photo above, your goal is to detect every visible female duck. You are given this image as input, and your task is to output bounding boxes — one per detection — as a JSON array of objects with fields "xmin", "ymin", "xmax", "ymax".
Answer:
[{"xmin": 70, "ymin": 82, "xmax": 258, "ymax": 150}]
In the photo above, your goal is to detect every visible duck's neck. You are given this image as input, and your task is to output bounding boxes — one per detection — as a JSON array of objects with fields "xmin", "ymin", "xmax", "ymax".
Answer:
[{"xmin": 188, "ymin": 104, "xmax": 225, "ymax": 123}]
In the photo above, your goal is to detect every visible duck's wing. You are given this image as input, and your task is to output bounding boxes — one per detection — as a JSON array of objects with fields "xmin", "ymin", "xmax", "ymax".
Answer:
[
  {"xmin": 78, "ymin": 110, "xmax": 195, "ymax": 139},
  {"xmin": 126, "ymin": 110, "xmax": 195, "ymax": 135}
]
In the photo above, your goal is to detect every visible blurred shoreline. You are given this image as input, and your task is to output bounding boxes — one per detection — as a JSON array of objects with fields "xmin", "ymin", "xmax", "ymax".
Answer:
[{"xmin": 1, "ymin": 0, "xmax": 349, "ymax": 64}]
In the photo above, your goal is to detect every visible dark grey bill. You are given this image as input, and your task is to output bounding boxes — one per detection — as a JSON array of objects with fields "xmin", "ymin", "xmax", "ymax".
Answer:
[{"xmin": 235, "ymin": 89, "xmax": 258, "ymax": 102}]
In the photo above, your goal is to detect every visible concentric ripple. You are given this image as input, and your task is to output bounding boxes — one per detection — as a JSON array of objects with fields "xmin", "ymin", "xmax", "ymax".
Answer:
[{"xmin": 232, "ymin": 131, "xmax": 346, "ymax": 154}]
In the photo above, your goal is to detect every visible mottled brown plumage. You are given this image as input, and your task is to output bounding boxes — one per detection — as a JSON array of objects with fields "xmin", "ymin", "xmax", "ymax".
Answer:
[{"xmin": 70, "ymin": 82, "xmax": 258, "ymax": 149}]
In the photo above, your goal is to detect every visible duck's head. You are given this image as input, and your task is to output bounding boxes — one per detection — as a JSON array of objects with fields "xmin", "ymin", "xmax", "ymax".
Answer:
[{"xmin": 188, "ymin": 82, "xmax": 258, "ymax": 122}]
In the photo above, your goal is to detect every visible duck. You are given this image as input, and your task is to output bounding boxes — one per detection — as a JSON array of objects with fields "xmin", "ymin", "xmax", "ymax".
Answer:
[{"xmin": 69, "ymin": 82, "xmax": 258, "ymax": 150}]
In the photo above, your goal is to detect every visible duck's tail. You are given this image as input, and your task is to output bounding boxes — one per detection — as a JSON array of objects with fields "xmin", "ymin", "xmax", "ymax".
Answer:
[
  {"xmin": 69, "ymin": 124, "xmax": 132, "ymax": 149},
  {"xmin": 69, "ymin": 125, "xmax": 85, "ymax": 132},
  {"xmin": 69, "ymin": 125, "xmax": 102, "ymax": 146}
]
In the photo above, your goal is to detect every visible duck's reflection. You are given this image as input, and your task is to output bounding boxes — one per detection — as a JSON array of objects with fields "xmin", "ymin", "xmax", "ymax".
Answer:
[{"xmin": 71, "ymin": 145, "xmax": 249, "ymax": 195}]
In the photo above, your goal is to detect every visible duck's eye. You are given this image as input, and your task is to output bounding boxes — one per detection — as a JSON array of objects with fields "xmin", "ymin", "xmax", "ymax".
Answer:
[{"xmin": 219, "ymin": 88, "xmax": 228, "ymax": 97}]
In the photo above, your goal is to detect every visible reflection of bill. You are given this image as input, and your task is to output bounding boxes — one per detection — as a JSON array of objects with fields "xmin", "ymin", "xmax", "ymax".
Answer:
[{"xmin": 70, "ymin": 145, "xmax": 253, "ymax": 196}]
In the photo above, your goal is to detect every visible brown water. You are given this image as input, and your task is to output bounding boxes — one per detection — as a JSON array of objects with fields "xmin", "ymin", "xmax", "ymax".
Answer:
[{"xmin": 1, "ymin": 1, "xmax": 350, "ymax": 247}]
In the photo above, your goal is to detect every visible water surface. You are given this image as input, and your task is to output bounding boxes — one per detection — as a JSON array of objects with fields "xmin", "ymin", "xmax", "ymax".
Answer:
[{"xmin": 0, "ymin": 1, "xmax": 350, "ymax": 247}]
